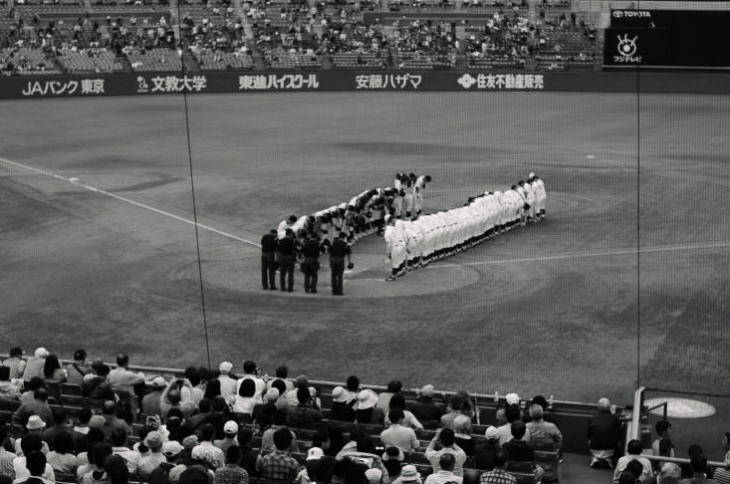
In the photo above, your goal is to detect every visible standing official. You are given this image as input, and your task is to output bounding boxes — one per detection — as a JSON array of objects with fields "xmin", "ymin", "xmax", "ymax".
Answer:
[
  {"xmin": 277, "ymin": 229, "xmax": 296, "ymax": 292},
  {"xmin": 301, "ymin": 234, "xmax": 322, "ymax": 294},
  {"xmin": 260, "ymin": 229, "xmax": 278, "ymax": 291},
  {"xmin": 329, "ymin": 232, "xmax": 352, "ymax": 296}
]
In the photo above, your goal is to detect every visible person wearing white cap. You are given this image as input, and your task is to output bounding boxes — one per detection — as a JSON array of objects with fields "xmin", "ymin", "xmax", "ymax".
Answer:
[
  {"xmin": 217, "ymin": 362, "xmax": 237, "ymax": 403},
  {"xmin": 393, "ymin": 464, "xmax": 422, "ymax": 484},
  {"xmin": 473, "ymin": 426, "xmax": 501, "ymax": 472},
  {"xmin": 137, "ymin": 431, "xmax": 166, "ymax": 479},
  {"xmin": 214, "ymin": 421, "xmax": 239, "ymax": 454},
  {"xmin": 192, "ymin": 423, "xmax": 225, "ymax": 470},
  {"xmin": 22, "ymin": 348, "xmax": 48, "ymax": 383},
  {"xmin": 365, "ymin": 467, "xmax": 384, "ymax": 484}
]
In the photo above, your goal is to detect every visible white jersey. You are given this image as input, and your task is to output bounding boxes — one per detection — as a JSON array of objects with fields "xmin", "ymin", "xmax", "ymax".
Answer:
[{"xmin": 277, "ymin": 219, "xmax": 294, "ymax": 240}]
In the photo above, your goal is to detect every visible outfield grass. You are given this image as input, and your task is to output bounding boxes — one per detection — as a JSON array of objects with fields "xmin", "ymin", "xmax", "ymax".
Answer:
[{"xmin": 1, "ymin": 93, "xmax": 729, "ymax": 454}]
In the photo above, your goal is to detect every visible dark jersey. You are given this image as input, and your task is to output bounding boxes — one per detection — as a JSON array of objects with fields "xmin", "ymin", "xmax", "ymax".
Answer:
[
  {"xmin": 301, "ymin": 239, "xmax": 321, "ymax": 258},
  {"xmin": 329, "ymin": 239, "xmax": 351, "ymax": 258},
  {"xmin": 277, "ymin": 236, "xmax": 296, "ymax": 256},
  {"xmin": 261, "ymin": 233, "xmax": 277, "ymax": 253}
]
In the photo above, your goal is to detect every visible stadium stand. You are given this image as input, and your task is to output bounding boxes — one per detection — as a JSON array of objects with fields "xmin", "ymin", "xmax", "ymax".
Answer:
[
  {"xmin": 56, "ymin": 47, "xmax": 122, "ymax": 72},
  {"xmin": 0, "ymin": 349, "xmax": 725, "ymax": 484},
  {"xmin": 125, "ymin": 46, "xmax": 182, "ymax": 70}
]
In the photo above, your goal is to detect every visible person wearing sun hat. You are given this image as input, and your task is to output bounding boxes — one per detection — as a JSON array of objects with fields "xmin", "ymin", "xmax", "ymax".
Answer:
[
  {"xmin": 329, "ymin": 386, "xmax": 355, "ymax": 422},
  {"xmin": 137, "ymin": 431, "xmax": 166, "ymax": 479},
  {"xmin": 393, "ymin": 465, "xmax": 422, "ymax": 484},
  {"xmin": 354, "ymin": 389, "xmax": 383, "ymax": 425}
]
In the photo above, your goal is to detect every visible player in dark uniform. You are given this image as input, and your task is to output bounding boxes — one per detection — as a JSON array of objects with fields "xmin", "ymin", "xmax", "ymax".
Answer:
[
  {"xmin": 329, "ymin": 232, "xmax": 352, "ymax": 296},
  {"xmin": 300, "ymin": 233, "xmax": 323, "ymax": 294},
  {"xmin": 260, "ymin": 229, "xmax": 278, "ymax": 290},
  {"xmin": 276, "ymin": 229, "xmax": 296, "ymax": 292}
]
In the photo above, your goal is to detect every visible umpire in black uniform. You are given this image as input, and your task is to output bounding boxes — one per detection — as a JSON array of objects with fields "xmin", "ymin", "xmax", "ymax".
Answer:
[
  {"xmin": 260, "ymin": 229, "xmax": 278, "ymax": 290},
  {"xmin": 300, "ymin": 233, "xmax": 322, "ymax": 294},
  {"xmin": 329, "ymin": 232, "xmax": 352, "ymax": 296},
  {"xmin": 277, "ymin": 228, "xmax": 296, "ymax": 292}
]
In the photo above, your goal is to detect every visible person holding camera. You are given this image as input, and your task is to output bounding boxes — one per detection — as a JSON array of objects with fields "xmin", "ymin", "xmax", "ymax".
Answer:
[
  {"xmin": 328, "ymin": 232, "xmax": 352, "ymax": 296},
  {"xmin": 425, "ymin": 428, "xmax": 467, "ymax": 478}
]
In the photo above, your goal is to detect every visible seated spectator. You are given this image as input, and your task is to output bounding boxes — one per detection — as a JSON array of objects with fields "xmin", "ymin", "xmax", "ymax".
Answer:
[
  {"xmin": 65, "ymin": 349, "xmax": 92, "ymax": 385},
  {"xmin": 261, "ymin": 409, "xmax": 299, "ymax": 453},
  {"xmin": 502, "ymin": 421, "xmax": 534, "ymax": 463},
  {"xmin": 160, "ymin": 378, "xmax": 197, "ymax": 419},
  {"xmin": 46, "ymin": 431, "xmax": 79, "ymax": 473},
  {"xmin": 0, "ymin": 367, "xmax": 21, "ymax": 401},
  {"xmin": 424, "ymin": 454, "xmax": 462, "ymax": 484},
  {"xmin": 204, "ymin": 378, "xmax": 222, "ymax": 402},
  {"xmin": 681, "ymin": 445, "xmax": 706, "ymax": 479},
  {"xmin": 215, "ymin": 445, "xmax": 248, "ymax": 484},
  {"xmin": 613, "ymin": 440, "xmax": 652, "ymax": 483},
  {"xmin": 233, "ymin": 361, "xmax": 265, "ymax": 413},
  {"xmin": 336, "ymin": 428, "xmax": 381, "ymax": 464},
  {"xmin": 109, "ymin": 354, "xmax": 146, "ymax": 420},
  {"xmin": 266, "ymin": 366, "xmax": 293, "ymax": 394},
  {"xmin": 103, "ymin": 455, "xmax": 129, "ymax": 484},
  {"xmin": 381, "ymin": 409, "xmax": 419, "ymax": 455},
  {"xmin": 288, "ymin": 388, "xmax": 323, "ymax": 427},
  {"xmin": 355, "ymin": 390, "xmax": 384, "ymax": 425},
  {"xmin": 618, "ymin": 459, "xmax": 645, "ymax": 484},
  {"xmin": 14, "ymin": 451, "xmax": 46, "ymax": 484},
  {"xmin": 0, "ymin": 424, "xmax": 17, "ymax": 480},
  {"xmin": 137, "ymin": 431, "xmax": 166, "ymax": 480},
  {"xmin": 14, "ymin": 390, "xmax": 53, "ymax": 427},
  {"xmin": 217, "ymin": 362, "xmax": 237, "ymax": 403},
  {"xmin": 148, "ymin": 440, "xmax": 184, "ymax": 484},
  {"xmin": 72, "ymin": 408, "xmax": 92, "ymax": 449},
  {"xmin": 345, "ymin": 376, "xmax": 361, "ymax": 403},
  {"xmin": 101, "ymin": 401, "xmax": 131, "ymax": 440},
  {"xmin": 452, "ymin": 415, "xmax": 474, "ymax": 456},
  {"xmin": 680, "ymin": 455, "xmax": 717, "ymax": 484},
  {"xmin": 214, "ymin": 421, "xmax": 239, "ymax": 454},
  {"xmin": 385, "ymin": 395, "xmax": 423, "ymax": 430},
  {"xmin": 479, "ymin": 450, "xmax": 516, "ymax": 484},
  {"xmin": 42, "ymin": 354, "xmax": 67, "ymax": 388},
  {"xmin": 714, "ymin": 437, "xmax": 730, "ymax": 484},
  {"xmin": 393, "ymin": 464, "xmax": 421, "ymax": 484},
  {"xmin": 76, "ymin": 427, "xmax": 106, "ymax": 471},
  {"xmin": 425, "ymin": 428, "xmax": 466, "ymax": 477},
  {"xmin": 192, "ymin": 424, "xmax": 225, "ymax": 469},
  {"xmin": 332, "ymin": 457, "xmax": 369, "ymax": 484},
  {"xmin": 3, "ymin": 347, "xmax": 26, "ymax": 380},
  {"xmin": 407, "ymin": 385, "xmax": 443, "ymax": 426},
  {"xmin": 252, "ymin": 391, "xmax": 278, "ymax": 429},
  {"xmin": 330, "ymin": 387, "xmax": 356, "ymax": 422},
  {"xmin": 83, "ymin": 362, "xmax": 115, "ymax": 409},
  {"xmin": 589, "ymin": 397, "xmax": 622, "ymax": 467},
  {"xmin": 142, "ymin": 377, "xmax": 168, "ymax": 417},
  {"xmin": 20, "ymin": 379, "xmax": 44, "ymax": 406},
  {"xmin": 236, "ymin": 429, "xmax": 262, "ymax": 478},
  {"xmin": 377, "ymin": 381, "xmax": 402, "ymax": 411},
  {"xmin": 110, "ymin": 428, "xmax": 140, "ymax": 474},
  {"xmin": 652, "ymin": 420, "xmax": 675, "ymax": 458},
  {"xmin": 22, "ymin": 349, "xmax": 48, "ymax": 384},
  {"xmin": 497, "ymin": 405, "xmax": 527, "ymax": 445},
  {"xmin": 41, "ymin": 408, "xmax": 68, "ymax": 446},
  {"xmin": 657, "ymin": 462, "xmax": 682, "ymax": 484},
  {"xmin": 526, "ymin": 404, "xmax": 562, "ymax": 449},
  {"xmin": 382, "ymin": 447, "xmax": 404, "ymax": 481},
  {"xmin": 13, "ymin": 434, "xmax": 55, "ymax": 482},
  {"xmin": 261, "ymin": 428, "xmax": 302, "ymax": 481},
  {"xmin": 441, "ymin": 391, "xmax": 474, "ymax": 430},
  {"xmin": 473, "ymin": 426, "xmax": 501, "ymax": 471}
]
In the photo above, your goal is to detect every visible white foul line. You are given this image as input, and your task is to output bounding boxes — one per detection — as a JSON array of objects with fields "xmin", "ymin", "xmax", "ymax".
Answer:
[
  {"xmin": 0, "ymin": 157, "xmax": 262, "ymax": 249},
  {"xmin": 430, "ymin": 240, "xmax": 730, "ymax": 269}
]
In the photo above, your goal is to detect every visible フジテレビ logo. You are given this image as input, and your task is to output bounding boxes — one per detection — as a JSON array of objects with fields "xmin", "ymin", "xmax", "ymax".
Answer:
[{"xmin": 614, "ymin": 34, "xmax": 642, "ymax": 63}]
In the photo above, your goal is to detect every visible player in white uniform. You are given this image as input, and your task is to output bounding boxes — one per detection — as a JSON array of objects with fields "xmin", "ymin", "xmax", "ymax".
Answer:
[
  {"xmin": 384, "ymin": 218, "xmax": 408, "ymax": 280},
  {"xmin": 403, "ymin": 219, "xmax": 424, "ymax": 270},
  {"xmin": 277, "ymin": 215, "xmax": 297, "ymax": 240},
  {"xmin": 402, "ymin": 177, "xmax": 415, "ymax": 220},
  {"xmin": 529, "ymin": 172, "xmax": 547, "ymax": 219},
  {"xmin": 393, "ymin": 174, "xmax": 404, "ymax": 218},
  {"xmin": 413, "ymin": 174, "xmax": 432, "ymax": 216}
]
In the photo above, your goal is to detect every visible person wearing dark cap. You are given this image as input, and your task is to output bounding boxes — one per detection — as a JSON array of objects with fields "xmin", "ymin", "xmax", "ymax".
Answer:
[
  {"xmin": 328, "ymin": 232, "xmax": 351, "ymax": 296},
  {"xmin": 300, "ymin": 233, "xmax": 323, "ymax": 294},
  {"xmin": 261, "ymin": 229, "xmax": 278, "ymax": 291},
  {"xmin": 276, "ymin": 229, "xmax": 296, "ymax": 292}
]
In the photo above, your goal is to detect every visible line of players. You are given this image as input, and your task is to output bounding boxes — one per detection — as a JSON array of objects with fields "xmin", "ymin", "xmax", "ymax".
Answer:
[
  {"xmin": 383, "ymin": 173, "xmax": 546, "ymax": 280},
  {"xmin": 275, "ymin": 173, "xmax": 433, "ymax": 251}
]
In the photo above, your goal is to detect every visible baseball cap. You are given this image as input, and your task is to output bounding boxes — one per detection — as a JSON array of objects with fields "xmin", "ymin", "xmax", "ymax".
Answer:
[
  {"xmin": 144, "ymin": 431, "xmax": 163, "ymax": 448},
  {"xmin": 306, "ymin": 447, "xmax": 324, "ymax": 461},
  {"xmin": 331, "ymin": 386, "xmax": 348, "ymax": 403},
  {"xmin": 26, "ymin": 415, "xmax": 46, "ymax": 430},
  {"xmin": 219, "ymin": 361, "xmax": 233, "ymax": 374},
  {"xmin": 182, "ymin": 435, "xmax": 199, "ymax": 449},
  {"xmin": 485, "ymin": 426, "xmax": 499, "ymax": 440},
  {"xmin": 162, "ymin": 440, "xmax": 183, "ymax": 458},
  {"xmin": 505, "ymin": 393, "xmax": 520, "ymax": 406},
  {"xmin": 223, "ymin": 421, "xmax": 239, "ymax": 435},
  {"xmin": 420, "ymin": 384, "xmax": 435, "ymax": 397}
]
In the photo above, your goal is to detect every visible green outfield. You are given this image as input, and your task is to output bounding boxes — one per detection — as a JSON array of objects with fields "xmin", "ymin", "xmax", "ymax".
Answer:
[{"xmin": 1, "ymin": 92, "xmax": 729, "ymax": 455}]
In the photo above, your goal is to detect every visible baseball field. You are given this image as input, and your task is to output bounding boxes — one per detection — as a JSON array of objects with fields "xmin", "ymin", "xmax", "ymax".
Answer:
[{"xmin": 1, "ymin": 91, "xmax": 729, "ymax": 452}]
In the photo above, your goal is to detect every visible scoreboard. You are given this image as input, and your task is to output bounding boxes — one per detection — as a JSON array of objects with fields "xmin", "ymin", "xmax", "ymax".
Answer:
[{"xmin": 604, "ymin": 9, "xmax": 730, "ymax": 68}]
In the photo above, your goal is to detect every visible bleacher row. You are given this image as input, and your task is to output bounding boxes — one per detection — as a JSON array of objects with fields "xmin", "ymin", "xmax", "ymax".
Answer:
[
  {"xmin": 1, "ymin": 380, "xmax": 563, "ymax": 484},
  {"xmin": 0, "ymin": 0, "xmax": 596, "ymax": 74}
]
